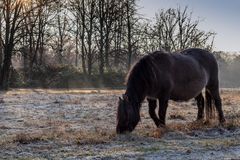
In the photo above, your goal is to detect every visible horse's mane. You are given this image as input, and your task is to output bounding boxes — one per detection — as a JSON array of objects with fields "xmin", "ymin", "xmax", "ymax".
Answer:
[
  {"xmin": 125, "ymin": 49, "xmax": 168, "ymax": 84},
  {"xmin": 125, "ymin": 49, "xmax": 169, "ymax": 103}
]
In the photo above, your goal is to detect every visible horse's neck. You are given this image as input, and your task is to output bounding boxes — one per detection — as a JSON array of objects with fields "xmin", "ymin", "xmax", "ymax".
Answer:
[{"xmin": 126, "ymin": 84, "xmax": 145, "ymax": 104}]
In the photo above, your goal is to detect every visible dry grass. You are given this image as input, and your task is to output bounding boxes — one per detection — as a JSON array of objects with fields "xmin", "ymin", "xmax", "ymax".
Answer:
[
  {"xmin": 169, "ymin": 113, "xmax": 186, "ymax": 120},
  {"xmin": 0, "ymin": 131, "xmax": 48, "ymax": 146},
  {"xmin": 1, "ymin": 88, "xmax": 240, "ymax": 154},
  {"xmin": 0, "ymin": 125, "xmax": 117, "ymax": 147},
  {"xmin": 224, "ymin": 118, "xmax": 240, "ymax": 130},
  {"xmin": 4, "ymin": 89, "xmax": 125, "ymax": 95},
  {"xmin": 221, "ymin": 89, "xmax": 240, "ymax": 104},
  {"xmin": 145, "ymin": 116, "xmax": 240, "ymax": 139},
  {"xmin": 76, "ymin": 129, "xmax": 116, "ymax": 145},
  {"xmin": 199, "ymin": 138, "xmax": 240, "ymax": 149},
  {"xmin": 0, "ymin": 125, "xmax": 10, "ymax": 129},
  {"xmin": 14, "ymin": 132, "xmax": 47, "ymax": 144}
]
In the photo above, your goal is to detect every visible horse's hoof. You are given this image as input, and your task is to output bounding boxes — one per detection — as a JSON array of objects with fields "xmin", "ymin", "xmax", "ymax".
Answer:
[
  {"xmin": 195, "ymin": 118, "xmax": 204, "ymax": 123},
  {"xmin": 203, "ymin": 120, "xmax": 210, "ymax": 125},
  {"xmin": 219, "ymin": 118, "xmax": 226, "ymax": 124},
  {"xmin": 154, "ymin": 126, "xmax": 168, "ymax": 138},
  {"xmin": 158, "ymin": 124, "xmax": 166, "ymax": 128}
]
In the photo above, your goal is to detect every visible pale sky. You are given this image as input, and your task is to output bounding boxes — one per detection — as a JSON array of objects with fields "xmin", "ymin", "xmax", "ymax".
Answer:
[{"xmin": 137, "ymin": 0, "xmax": 240, "ymax": 52}]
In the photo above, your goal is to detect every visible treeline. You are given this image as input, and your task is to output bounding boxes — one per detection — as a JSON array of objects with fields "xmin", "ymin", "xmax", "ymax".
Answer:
[
  {"xmin": 214, "ymin": 52, "xmax": 240, "ymax": 88},
  {"xmin": 0, "ymin": 0, "xmax": 215, "ymax": 89}
]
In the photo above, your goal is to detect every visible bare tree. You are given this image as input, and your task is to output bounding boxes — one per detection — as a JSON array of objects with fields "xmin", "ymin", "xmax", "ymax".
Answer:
[
  {"xmin": 19, "ymin": 0, "xmax": 55, "ymax": 80},
  {"xmin": 0, "ymin": 0, "xmax": 217, "ymax": 89},
  {"xmin": 102, "ymin": 0, "xmax": 120, "ymax": 72},
  {"xmin": 0, "ymin": 0, "xmax": 25, "ymax": 90},
  {"xmin": 54, "ymin": 1, "xmax": 70, "ymax": 64},
  {"xmin": 0, "ymin": 0, "xmax": 53, "ymax": 89},
  {"xmin": 69, "ymin": 0, "xmax": 87, "ymax": 74},
  {"xmin": 0, "ymin": 6, "xmax": 3, "ymax": 72},
  {"xmin": 98, "ymin": 0, "xmax": 105, "ymax": 76},
  {"xmin": 126, "ymin": 0, "xmax": 135, "ymax": 69},
  {"xmin": 143, "ymin": 7, "xmax": 216, "ymax": 53}
]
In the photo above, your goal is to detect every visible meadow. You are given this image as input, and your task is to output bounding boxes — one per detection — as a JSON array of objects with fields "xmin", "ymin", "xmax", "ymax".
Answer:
[{"xmin": 0, "ymin": 89, "xmax": 240, "ymax": 159}]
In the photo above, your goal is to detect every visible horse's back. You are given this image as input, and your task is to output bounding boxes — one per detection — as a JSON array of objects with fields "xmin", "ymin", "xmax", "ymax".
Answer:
[
  {"xmin": 168, "ymin": 48, "xmax": 219, "ymax": 100},
  {"xmin": 181, "ymin": 48, "xmax": 219, "ymax": 87},
  {"xmin": 129, "ymin": 48, "xmax": 219, "ymax": 101},
  {"xmin": 181, "ymin": 48, "xmax": 218, "ymax": 74}
]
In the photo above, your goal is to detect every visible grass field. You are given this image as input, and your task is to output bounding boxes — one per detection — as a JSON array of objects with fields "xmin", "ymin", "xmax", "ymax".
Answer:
[{"xmin": 0, "ymin": 89, "xmax": 240, "ymax": 159}]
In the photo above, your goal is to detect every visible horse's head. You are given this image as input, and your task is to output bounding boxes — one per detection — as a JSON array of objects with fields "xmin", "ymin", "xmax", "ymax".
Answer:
[{"xmin": 116, "ymin": 94, "xmax": 140, "ymax": 134}]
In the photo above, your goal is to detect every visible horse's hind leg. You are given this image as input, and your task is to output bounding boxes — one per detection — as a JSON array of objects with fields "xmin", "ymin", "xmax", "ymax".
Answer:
[
  {"xmin": 207, "ymin": 87, "xmax": 225, "ymax": 123},
  {"xmin": 195, "ymin": 93, "xmax": 204, "ymax": 120},
  {"xmin": 147, "ymin": 98, "xmax": 160, "ymax": 127},
  {"xmin": 205, "ymin": 89, "xmax": 214, "ymax": 120}
]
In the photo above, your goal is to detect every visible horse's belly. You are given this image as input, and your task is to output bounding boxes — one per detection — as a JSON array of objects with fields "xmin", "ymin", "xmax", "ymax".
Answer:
[{"xmin": 170, "ymin": 79, "xmax": 206, "ymax": 101}]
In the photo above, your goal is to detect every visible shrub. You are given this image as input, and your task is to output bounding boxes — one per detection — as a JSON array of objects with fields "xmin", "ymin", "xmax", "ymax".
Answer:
[{"xmin": 9, "ymin": 65, "xmax": 126, "ymax": 88}]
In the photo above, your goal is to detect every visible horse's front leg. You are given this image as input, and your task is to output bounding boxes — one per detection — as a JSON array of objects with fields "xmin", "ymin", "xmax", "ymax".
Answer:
[
  {"xmin": 147, "ymin": 98, "xmax": 160, "ymax": 127},
  {"xmin": 158, "ymin": 96, "xmax": 169, "ymax": 127}
]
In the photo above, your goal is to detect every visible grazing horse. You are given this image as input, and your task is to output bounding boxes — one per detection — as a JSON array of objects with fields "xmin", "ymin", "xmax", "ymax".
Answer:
[{"xmin": 116, "ymin": 48, "xmax": 225, "ymax": 134}]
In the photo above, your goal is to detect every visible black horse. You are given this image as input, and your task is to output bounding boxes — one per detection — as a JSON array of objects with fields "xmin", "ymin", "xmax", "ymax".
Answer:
[{"xmin": 116, "ymin": 48, "xmax": 225, "ymax": 134}]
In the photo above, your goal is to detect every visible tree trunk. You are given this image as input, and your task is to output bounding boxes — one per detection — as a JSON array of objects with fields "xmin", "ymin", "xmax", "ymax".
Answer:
[
  {"xmin": 81, "ymin": 0, "xmax": 87, "ymax": 75},
  {"xmin": 23, "ymin": 47, "xmax": 29, "ymax": 81},
  {"xmin": 0, "ymin": 14, "xmax": 2, "ymax": 72},
  {"xmin": 99, "ymin": 0, "xmax": 104, "ymax": 77},
  {"xmin": 0, "ymin": 45, "xmax": 13, "ymax": 90},
  {"xmin": 126, "ymin": 1, "xmax": 132, "ymax": 69},
  {"xmin": 87, "ymin": 52, "xmax": 92, "ymax": 76},
  {"xmin": 75, "ymin": 18, "xmax": 79, "ymax": 67},
  {"xmin": 81, "ymin": 43, "xmax": 87, "ymax": 74},
  {"xmin": 105, "ymin": 36, "xmax": 110, "ymax": 71},
  {"xmin": 39, "ymin": 33, "xmax": 44, "ymax": 65}
]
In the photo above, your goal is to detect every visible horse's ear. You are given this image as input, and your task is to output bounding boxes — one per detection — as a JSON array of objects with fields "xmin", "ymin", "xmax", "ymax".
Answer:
[
  {"xmin": 119, "ymin": 97, "xmax": 123, "ymax": 101},
  {"xmin": 122, "ymin": 94, "xmax": 129, "ymax": 102}
]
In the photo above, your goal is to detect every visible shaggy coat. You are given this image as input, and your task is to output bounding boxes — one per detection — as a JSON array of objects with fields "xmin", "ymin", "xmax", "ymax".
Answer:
[{"xmin": 117, "ymin": 48, "xmax": 225, "ymax": 134}]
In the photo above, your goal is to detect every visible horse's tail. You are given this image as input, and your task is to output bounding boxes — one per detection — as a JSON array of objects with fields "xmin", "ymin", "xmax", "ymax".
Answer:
[{"xmin": 205, "ymin": 89, "xmax": 216, "ymax": 121}]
